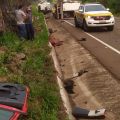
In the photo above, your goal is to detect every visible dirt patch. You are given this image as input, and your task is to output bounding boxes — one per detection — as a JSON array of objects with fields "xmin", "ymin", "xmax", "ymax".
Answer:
[
  {"xmin": 6, "ymin": 53, "xmax": 26, "ymax": 73},
  {"xmin": 47, "ymin": 17, "xmax": 120, "ymax": 120}
]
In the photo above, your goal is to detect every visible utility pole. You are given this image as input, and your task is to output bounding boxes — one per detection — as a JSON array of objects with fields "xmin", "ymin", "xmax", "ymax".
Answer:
[
  {"xmin": 56, "ymin": 0, "xmax": 63, "ymax": 19},
  {"xmin": 60, "ymin": 0, "xmax": 63, "ymax": 19}
]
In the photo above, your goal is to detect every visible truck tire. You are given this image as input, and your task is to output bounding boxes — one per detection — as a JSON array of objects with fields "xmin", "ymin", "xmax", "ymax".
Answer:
[
  {"xmin": 74, "ymin": 17, "xmax": 79, "ymax": 27},
  {"xmin": 107, "ymin": 26, "xmax": 114, "ymax": 31},
  {"xmin": 83, "ymin": 20, "xmax": 90, "ymax": 32}
]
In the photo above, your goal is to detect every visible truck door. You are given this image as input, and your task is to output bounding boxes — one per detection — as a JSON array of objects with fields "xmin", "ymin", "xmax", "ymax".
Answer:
[{"xmin": 78, "ymin": 6, "xmax": 84, "ymax": 25}]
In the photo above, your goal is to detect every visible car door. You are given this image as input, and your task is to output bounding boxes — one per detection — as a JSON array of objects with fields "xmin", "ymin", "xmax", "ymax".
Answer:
[{"xmin": 79, "ymin": 6, "xmax": 84, "ymax": 26}]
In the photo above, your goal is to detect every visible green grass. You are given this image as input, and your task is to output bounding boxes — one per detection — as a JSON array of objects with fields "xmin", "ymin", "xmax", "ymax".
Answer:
[
  {"xmin": 0, "ymin": 32, "xmax": 23, "ymax": 52},
  {"xmin": 0, "ymin": 5, "xmax": 64, "ymax": 120}
]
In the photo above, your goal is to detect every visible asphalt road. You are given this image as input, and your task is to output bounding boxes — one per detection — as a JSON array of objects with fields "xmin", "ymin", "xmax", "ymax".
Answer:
[
  {"xmin": 60, "ymin": 18, "xmax": 120, "ymax": 80},
  {"xmin": 47, "ymin": 17, "xmax": 120, "ymax": 119}
]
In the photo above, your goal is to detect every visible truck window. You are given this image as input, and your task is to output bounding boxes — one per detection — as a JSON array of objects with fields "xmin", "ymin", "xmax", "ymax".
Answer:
[{"xmin": 79, "ymin": 6, "xmax": 84, "ymax": 13}]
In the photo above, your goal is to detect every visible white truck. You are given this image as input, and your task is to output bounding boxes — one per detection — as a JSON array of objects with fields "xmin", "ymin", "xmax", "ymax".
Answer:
[
  {"xmin": 38, "ymin": 1, "xmax": 51, "ymax": 13},
  {"xmin": 63, "ymin": 1, "xmax": 80, "ymax": 18}
]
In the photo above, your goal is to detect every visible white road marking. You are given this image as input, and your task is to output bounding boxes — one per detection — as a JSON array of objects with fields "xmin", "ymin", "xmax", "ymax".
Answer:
[
  {"xmin": 64, "ymin": 20, "xmax": 120, "ymax": 55},
  {"xmin": 64, "ymin": 20, "xmax": 75, "ymax": 27}
]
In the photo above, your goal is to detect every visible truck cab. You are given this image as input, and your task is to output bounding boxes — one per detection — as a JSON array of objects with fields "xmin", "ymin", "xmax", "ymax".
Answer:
[{"xmin": 63, "ymin": 1, "xmax": 80, "ymax": 18}]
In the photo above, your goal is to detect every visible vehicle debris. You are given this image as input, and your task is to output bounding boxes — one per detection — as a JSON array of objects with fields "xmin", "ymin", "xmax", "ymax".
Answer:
[
  {"xmin": 79, "ymin": 37, "xmax": 87, "ymax": 41},
  {"xmin": 0, "ymin": 83, "xmax": 29, "ymax": 120},
  {"xmin": 63, "ymin": 70, "xmax": 88, "ymax": 93},
  {"xmin": 65, "ymin": 70, "xmax": 88, "ymax": 81},
  {"xmin": 72, "ymin": 107, "xmax": 106, "ymax": 118},
  {"xmin": 61, "ymin": 64, "xmax": 65, "ymax": 67},
  {"xmin": 76, "ymin": 69, "xmax": 88, "ymax": 76},
  {"xmin": 64, "ymin": 80, "xmax": 75, "ymax": 94},
  {"xmin": 48, "ymin": 28, "xmax": 57, "ymax": 34},
  {"xmin": 49, "ymin": 34, "xmax": 63, "ymax": 47}
]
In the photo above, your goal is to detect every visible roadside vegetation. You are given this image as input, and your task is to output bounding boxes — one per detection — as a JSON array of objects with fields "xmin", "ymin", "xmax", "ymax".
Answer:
[
  {"xmin": 82, "ymin": 0, "xmax": 120, "ymax": 14},
  {"xmin": 0, "ymin": 5, "xmax": 66, "ymax": 120}
]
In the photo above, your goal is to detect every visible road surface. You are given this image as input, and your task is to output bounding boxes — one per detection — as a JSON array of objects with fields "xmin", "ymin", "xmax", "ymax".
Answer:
[
  {"xmin": 61, "ymin": 18, "xmax": 120, "ymax": 80},
  {"xmin": 47, "ymin": 16, "xmax": 120, "ymax": 120}
]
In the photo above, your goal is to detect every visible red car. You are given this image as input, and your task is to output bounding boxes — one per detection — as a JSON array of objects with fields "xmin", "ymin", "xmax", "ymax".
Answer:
[{"xmin": 0, "ymin": 83, "xmax": 29, "ymax": 120}]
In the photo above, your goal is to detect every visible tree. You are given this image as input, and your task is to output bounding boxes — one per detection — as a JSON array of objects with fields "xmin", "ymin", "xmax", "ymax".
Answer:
[{"xmin": 0, "ymin": 0, "xmax": 32, "ymax": 31}]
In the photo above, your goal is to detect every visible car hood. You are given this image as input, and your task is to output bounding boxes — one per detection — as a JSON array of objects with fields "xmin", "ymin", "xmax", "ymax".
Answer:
[{"xmin": 85, "ymin": 11, "xmax": 112, "ymax": 16}]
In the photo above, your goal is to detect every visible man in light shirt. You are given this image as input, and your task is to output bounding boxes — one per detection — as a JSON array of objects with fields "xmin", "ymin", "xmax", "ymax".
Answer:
[{"xmin": 16, "ymin": 5, "xmax": 27, "ymax": 39}]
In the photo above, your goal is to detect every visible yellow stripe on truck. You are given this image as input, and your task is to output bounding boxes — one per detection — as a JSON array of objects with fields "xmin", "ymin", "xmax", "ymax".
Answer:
[{"xmin": 85, "ymin": 13, "xmax": 112, "ymax": 18}]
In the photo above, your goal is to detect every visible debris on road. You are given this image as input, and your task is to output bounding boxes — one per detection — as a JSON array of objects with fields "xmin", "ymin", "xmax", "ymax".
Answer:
[
  {"xmin": 49, "ymin": 28, "xmax": 63, "ymax": 47},
  {"xmin": 79, "ymin": 37, "xmax": 87, "ymax": 41},
  {"xmin": 49, "ymin": 34, "xmax": 63, "ymax": 47},
  {"xmin": 72, "ymin": 107, "xmax": 106, "ymax": 118},
  {"xmin": 65, "ymin": 70, "xmax": 88, "ymax": 81},
  {"xmin": 48, "ymin": 28, "xmax": 57, "ymax": 34},
  {"xmin": 64, "ymin": 80, "xmax": 75, "ymax": 94},
  {"xmin": 75, "ymin": 69, "xmax": 88, "ymax": 76}
]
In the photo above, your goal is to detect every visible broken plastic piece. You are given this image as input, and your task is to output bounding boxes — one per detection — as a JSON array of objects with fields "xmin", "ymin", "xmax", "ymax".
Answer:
[
  {"xmin": 88, "ymin": 109, "xmax": 106, "ymax": 117},
  {"xmin": 79, "ymin": 37, "xmax": 87, "ymax": 41},
  {"xmin": 74, "ymin": 70, "xmax": 88, "ymax": 77},
  {"xmin": 72, "ymin": 107, "xmax": 106, "ymax": 118},
  {"xmin": 65, "ymin": 69, "xmax": 88, "ymax": 81},
  {"xmin": 0, "ymin": 83, "xmax": 29, "ymax": 120}
]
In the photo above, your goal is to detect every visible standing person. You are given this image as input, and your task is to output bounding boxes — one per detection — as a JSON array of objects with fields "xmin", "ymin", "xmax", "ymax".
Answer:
[
  {"xmin": 25, "ymin": 6, "xmax": 34, "ymax": 40},
  {"xmin": 15, "ymin": 5, "xmax": 27, "ymax": 40},
  {"xmin": 52, "ymin": 5, "xmax": 56, "ymax": 18},
  {"xmin": 0, "ymin": 9, "xmax": 5, "ymax": 35}
]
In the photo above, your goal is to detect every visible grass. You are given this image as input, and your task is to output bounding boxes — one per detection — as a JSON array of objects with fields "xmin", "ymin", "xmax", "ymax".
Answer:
[{"xmin": 0, "ymin": 5, "xmax": 66, "ymax": 120}]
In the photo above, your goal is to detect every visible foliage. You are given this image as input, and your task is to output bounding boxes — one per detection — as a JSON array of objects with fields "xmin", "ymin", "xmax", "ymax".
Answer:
[
  {"xmin": 0, "ymin": 32, "xmax": 23, "ymax": 52},
  {"xmin": 0, "ymin": 4, "xmax": 63, "ymax": 120},
  {"xmin": 18, "ymin": 8, "xmax": 60, "ymax": 119}
]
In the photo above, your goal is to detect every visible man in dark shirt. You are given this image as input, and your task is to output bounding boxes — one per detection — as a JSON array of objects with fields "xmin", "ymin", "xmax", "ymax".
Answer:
[{"xmin": 25, "ymin": 6, "xmax": 34, "ymax": 40}]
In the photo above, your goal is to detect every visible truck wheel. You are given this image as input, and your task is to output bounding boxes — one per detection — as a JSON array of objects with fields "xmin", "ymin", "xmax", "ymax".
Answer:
[
  {"xmin": 107, "ymin": 26, "xmax": 114, "ymax": 31},
  {"xmin": 74, "ymin": 17, "xmax": 79, "ymax": 27},
  {"xmin": 83, "ymin": 20, "xmax": 90, "ymax": 32}
]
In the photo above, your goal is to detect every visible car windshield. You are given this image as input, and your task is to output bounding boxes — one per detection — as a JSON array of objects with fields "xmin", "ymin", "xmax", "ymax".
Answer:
[{"xmin": 85, "ymin": 4, "xmax": 106, "ymax": 12}]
